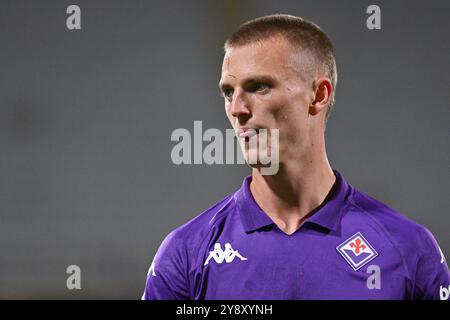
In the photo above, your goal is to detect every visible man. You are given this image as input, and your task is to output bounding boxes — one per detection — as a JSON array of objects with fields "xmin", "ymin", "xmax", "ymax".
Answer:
[{"xmin": 142, "ymin": 14, "xmax": 449, "ymax": 299}]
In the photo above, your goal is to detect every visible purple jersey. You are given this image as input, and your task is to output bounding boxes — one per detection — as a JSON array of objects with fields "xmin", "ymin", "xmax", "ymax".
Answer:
[{"xmin": 142, "ymin": 170, "xmax": 450, "ymax": 300}]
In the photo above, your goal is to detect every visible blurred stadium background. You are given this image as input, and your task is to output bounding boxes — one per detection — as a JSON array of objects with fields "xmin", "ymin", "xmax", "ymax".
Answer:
[{"xmin": 0, "ymin": 0, "xmax": 449, "ymax": 298}]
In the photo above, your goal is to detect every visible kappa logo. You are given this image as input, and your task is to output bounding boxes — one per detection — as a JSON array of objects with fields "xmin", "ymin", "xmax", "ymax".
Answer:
[
  {"xmin": 337, "ymin": 232, "xmax": 378, "ymax": 271},
  {"xmin": 204, "ymin": 242, "xmax": 247, "ymax": 266}
]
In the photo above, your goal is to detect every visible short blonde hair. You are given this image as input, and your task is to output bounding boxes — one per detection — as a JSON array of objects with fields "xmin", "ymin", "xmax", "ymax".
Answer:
[{"xmin": 225, "ymin": 14, "xmax": 338, "ymax": 121}]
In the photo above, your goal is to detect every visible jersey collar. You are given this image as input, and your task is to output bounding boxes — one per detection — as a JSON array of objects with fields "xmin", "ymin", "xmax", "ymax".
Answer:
[{"xmin": 234, "ymin": 169, "xmax": 350, "ymax": 234}]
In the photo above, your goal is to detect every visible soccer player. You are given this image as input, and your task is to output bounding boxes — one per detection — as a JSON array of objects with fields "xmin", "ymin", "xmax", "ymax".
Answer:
[{"xmin": 142, "ymin": 14, "xmax": 450, "ymax": 300}]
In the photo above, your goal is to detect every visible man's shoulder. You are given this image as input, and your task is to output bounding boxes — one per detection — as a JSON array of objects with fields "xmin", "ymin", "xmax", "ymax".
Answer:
[
  {"xmin": 162, "ymin": 192, "xmax": 237, "ymax": 247},
  {"xmin": 347, "ymin": 186, "xmax": 448, "ymax": 295},
  {"xmin": 347, "ymin": 186, "xmax": 437, "ymax": 254}
]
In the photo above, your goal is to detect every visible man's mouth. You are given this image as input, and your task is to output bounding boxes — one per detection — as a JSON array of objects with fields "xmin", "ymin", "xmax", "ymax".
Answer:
[{"xmin": 239, "ymin": 128, "xmax": 261, "ymax": 142}]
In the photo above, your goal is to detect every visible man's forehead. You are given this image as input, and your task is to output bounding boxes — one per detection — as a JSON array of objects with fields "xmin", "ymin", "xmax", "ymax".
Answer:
[
  {"xmin": 223, "ymin": 38, "xmax": 291, "ymax": 66},
  {"xmin": 220, "ymin": 39, "xmax": 305, "ymax": 84}
]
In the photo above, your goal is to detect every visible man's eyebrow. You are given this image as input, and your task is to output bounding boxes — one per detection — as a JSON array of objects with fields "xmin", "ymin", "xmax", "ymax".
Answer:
[
  {"xmin": 246, "ymin": 75, "xmax": 277, "ymax": 83},
  {"xmin": 218, "ymin": 82, "xmax": 231, "ymax": 92},
  {"xmin": 219, "ymin": 75, "xmax": 276, "ymax": 92}
]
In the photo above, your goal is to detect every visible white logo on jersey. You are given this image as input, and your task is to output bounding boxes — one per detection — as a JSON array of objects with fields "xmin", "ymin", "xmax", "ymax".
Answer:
[
  {"xmin": 204, "ymin": 242, "xmax": 247, "ymax": 265},
  {"xmin": 438, "ymin": 246, "xmax": 446, "ymax": 264},
  {"xmin": 149, "ymin": 260, "xmax": 156, "ymax": 277},
  {"xmin": 440, "ymin": 285, "xmax": 450, "ymax": 300},
  {"xmin": 147, "ymin": 255, "xmax": 156, "ymax": 277}
]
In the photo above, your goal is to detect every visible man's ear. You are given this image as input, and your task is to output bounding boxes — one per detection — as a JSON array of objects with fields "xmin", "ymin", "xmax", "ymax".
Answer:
[{"xmin": 309, "ymin": 78, "xmax": 332, "ymax": 116}]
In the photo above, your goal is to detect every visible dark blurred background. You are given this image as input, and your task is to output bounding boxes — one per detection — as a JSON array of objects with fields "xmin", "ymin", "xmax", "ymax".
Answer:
[{"xmin": 0, "ymin": 0, "xmax": 449, "ymax": 298}]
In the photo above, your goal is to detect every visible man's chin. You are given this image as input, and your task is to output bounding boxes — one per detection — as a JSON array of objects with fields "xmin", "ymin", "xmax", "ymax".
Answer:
[
  {"xmin": 243, "ymin": 153, "xmax": 276, "ymax": 168},
  {"xmin": 245, "ymin": 161, "xmax": 280, "ymax": 176}
]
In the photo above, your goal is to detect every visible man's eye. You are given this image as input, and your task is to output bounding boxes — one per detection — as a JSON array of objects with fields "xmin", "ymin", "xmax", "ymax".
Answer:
[
  {"xmin": 252, "ymin": 83, "xmax": 269, "ymax": 92},
  {"xmin": 223, "ymin": 89, "xmax": 234, "ymax": 99}
]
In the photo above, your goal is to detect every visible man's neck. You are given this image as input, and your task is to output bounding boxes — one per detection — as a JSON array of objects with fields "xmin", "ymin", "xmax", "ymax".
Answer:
[{"xmin": 249, "ymin": 154, "xmax": 336, "ymax": 235}]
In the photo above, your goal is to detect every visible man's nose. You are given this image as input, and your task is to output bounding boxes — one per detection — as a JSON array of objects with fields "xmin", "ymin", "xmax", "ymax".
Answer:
[{"xmin": 230, "ymin": 90, "xmax": 251, "ymax": 119}]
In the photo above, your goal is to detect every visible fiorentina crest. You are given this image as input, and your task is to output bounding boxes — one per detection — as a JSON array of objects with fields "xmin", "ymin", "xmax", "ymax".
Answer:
[{"xmin": 336, "ymin": 232, "xmax": 378, "ymax": 271}]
